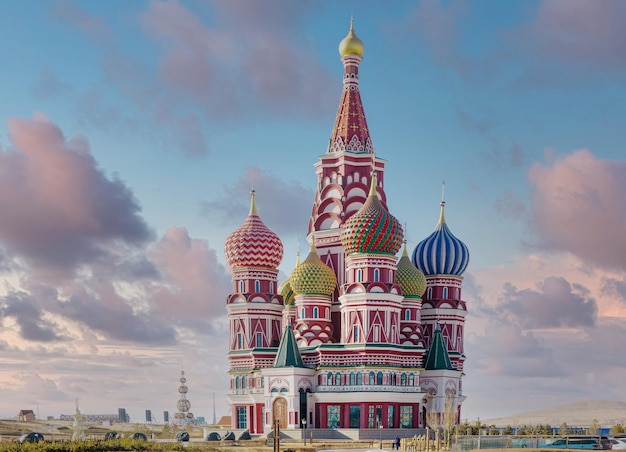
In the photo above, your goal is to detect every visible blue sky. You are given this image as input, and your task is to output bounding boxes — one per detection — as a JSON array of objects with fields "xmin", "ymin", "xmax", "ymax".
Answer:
[{"xmin": 1, "ymin": 0, "xmax": 626, "ymax": 424}]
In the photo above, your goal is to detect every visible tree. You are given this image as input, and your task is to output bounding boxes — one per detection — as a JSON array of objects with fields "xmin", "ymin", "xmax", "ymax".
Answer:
[
  {"xmin": 442, "ymin": 391, "xmax": 457, "ymax": 448},
  {"xmin": 610, "ymin": 424, "xmax": 625, "ymax": 435},
  {"xmin": 559, "ymin": 423, "xmax": 570, "ymax": 436},
  {"xmin": 588, "ymin": 419, "xmax": 600, "ymax": 435}
]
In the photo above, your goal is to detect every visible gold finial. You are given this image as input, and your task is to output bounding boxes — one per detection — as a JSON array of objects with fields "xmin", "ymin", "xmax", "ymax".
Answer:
[
  {"xmin": 339, "ymin": 18, "xmax": 364, "ymax": 57},
  {"xmin": 368, "ymin": 171, "xmax": 378, "ymax": 197},
  {"xmin": 438, "ymin": 181, "xmax": 446, "ymax": 224},
  {"xmin": 402, "ymin": 222, "xmax": 409, "ymax": 256},
  {"xmin": 249, "ymin": 189, "xmax": 257, "ymax": 215}
]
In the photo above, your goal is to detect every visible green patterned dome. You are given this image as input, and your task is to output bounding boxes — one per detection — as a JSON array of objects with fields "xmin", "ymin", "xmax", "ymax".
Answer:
[
  {"xmin": 290, "ymin": 244, "xmax": 337, "ymax": 297},
  {"xmin": 279, "ymin": 254, "xmax": 299, "ymax": 306},
  {"xmin": 341, "ymin": 172, "xmax": 404, "ymax": 255},
  {"xmin": 397, "ymin": 243, "xmax": 427, "ymax": 298},
  {"xmin": 278, "ymin": 278, "xmax": 295, "ymax": 306}
]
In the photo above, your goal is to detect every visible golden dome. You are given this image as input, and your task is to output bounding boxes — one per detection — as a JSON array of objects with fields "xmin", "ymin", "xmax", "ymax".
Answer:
[
  {"xmin": 339, "ymin": 20, "xmax": 364, "ymax": 58},
  {"xmin": 290, "ymin": 243, "xmax": 337, "ymax": 297},
  {"xmin": 397, "ymin": 243, "xmax": 427, "ymax": 298}
]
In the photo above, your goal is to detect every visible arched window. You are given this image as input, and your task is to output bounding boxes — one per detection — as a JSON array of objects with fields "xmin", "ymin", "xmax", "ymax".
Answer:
[
  {"xmin": 269, "ymin": 282, "xmax": 274, "ymax": 294},
  {"xmin": 301, "ymin": 308, "xmax": 305, "ymax": 318},
  {"xmin": 443, "ymin": 287, "xmax": 448, "ymax": 299},
  {"xmin": 327, "ymin": 372, "xmax": 333, "ymax": 385},
  {"xmin": 377, "ymin": 372, "xmax": 383, "ymax": 385},
  {"xmin": 401, "ymin": 373, "xmax": 407, "ymax": 386},
  {"xmin": 239, "ymin": 281, "xmax": 244, "ymax": 293},
  {"xmin": 336, "ymin": 372, "xmax": 341, "ymax": 385},
  {"xmin": 409, "ymin": 374, "xmax": 415, "ymax": 386},
  {"xmin": 427, "ymin": 287, "xmax": 432, "ymax": 299},
  {"xmin": 326, "ymin": 308, "xmax": 329, "ymax": 319},
  {"xmin": 369, "ymin": 371, "xmax": 375, "ymax": 385},
  {"xmin": 389, "ymin": 269, "xmax": 393, "ymax": 281},
  {"xmin": 357, "ymin": 269, "xmax": 363, "ymax": 282},
  {"xmin": 313, "ymin": 307, "xmax": 319, "ymax": 318},
  {"xmin": 242, "ymin": 376, "xmax": 247, "ymax": 389},
  {"xmin": 235, "ymin": 376, "xmax": 240, "ymax": 389},
  {"xmin": 255, "ymin": 280, "xmax": 260, "ymax": 292},
  {"xmin": 353, "ymin": 325, "xmax": 360, "ymax": 342},
  {"xmin": 374, "ymin": 268, "xmax": 380, "ymax": 282},
  {"xmin": 405, "ymin": 309, "xmax": 411, "ymax": 321},
  {"xmin": 350, "ymin": 373, "xmax": 355, "ymax": 385},
  {"xmin": 357, "ymin": 373, "xmax": 362, "ymax": 385}
]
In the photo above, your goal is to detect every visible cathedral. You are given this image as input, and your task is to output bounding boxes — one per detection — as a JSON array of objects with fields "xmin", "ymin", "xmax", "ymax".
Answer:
[{"xmin": 224, "ymin": 22, "xmax": 470, "ymax": 434}]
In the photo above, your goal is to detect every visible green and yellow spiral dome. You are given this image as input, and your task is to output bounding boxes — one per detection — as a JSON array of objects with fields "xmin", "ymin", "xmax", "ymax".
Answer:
[{"xmin": 290, "ymin": 244, "xmax": 337, "ymax": 297}]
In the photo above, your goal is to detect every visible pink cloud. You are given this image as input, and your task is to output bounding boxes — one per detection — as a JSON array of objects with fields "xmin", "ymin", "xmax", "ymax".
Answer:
[
  {"xmin": 139, "ymin": 0, "xmax": 336, "ymax": 117},
  {"xmin": 518, "ymin": 0, "xmax": 626, "ymax": 72},
  {"xmin": 0, "ymin": 114, "xmax": 152, "ymax": 277},
  {"xmin": 148, "ymin": 226, "xmax": 231, "ymax": 321},
  {"xmin": 528, "ymin": 149, "xmax": 626, "ymax": 271}
]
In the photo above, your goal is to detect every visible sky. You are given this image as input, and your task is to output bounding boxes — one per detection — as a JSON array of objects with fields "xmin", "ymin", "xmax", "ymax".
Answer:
[{"xmin": 0, "ymin": 0, "xmax": 625, "ymax": 426}]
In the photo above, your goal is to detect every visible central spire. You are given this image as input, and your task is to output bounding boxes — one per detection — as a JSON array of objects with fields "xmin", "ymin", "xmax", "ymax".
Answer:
[{"xmin": 328, "ymin": 20, "xmax": 373, "ymax": 154}]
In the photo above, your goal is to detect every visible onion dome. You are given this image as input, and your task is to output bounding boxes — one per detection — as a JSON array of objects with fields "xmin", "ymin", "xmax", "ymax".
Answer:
[
  {"xmin": 339, "ymin": 19, "xmax": 364, "ymax": 57},
  {"xmin": 224, "ymin": 190, "xmax": 284, "ymax": 269},
  {"xmin": 341, "ymin": 172, "xmax": 404, "ymax": 255},
  {"xmin": 412, "ymin": 201, "xmax": 469, "ymax": 276},
  {"xmin": 397, "ymin": 242, "xmax": 427, "ymax": 298},
  {"xmin": 278, "ymin": 253, "xmax": 299, "ymax": 306},
  {"xmin": 290, "ymin": 243, "xmax": 337, "ymax": 296}
]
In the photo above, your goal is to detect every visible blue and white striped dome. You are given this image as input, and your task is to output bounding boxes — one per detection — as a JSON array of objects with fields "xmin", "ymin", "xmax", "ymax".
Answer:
[{"xmin": 412, "ymin": 201, "xmax": 469, "ymax": 276}]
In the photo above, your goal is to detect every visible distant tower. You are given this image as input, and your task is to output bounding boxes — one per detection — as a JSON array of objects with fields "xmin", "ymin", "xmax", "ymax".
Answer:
[
  {"xmin": 212, "ymin": 393, "xmax": 217, "ymax": 425},
  {"xmin": 175, "ymin": 370, "xmax": 193, "ymax": 424}
]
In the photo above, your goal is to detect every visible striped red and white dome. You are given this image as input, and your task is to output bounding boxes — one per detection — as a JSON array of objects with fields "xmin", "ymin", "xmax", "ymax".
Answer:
[{"xmin": 224, "ymin": 191, "xmax": 284, "ymax": 269}]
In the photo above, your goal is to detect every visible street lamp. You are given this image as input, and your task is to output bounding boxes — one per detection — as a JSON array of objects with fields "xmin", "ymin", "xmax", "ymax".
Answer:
[
  {"xmin": 302, "ymin": 418, "xmax": 307, "ymax": 446},
  {"xmin": 379, "ymin": 422, "xmax": 383, "ymax": 449}
]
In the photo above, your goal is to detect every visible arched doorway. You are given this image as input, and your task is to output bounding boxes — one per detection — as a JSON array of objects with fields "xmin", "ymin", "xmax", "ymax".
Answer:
[{"xmin": 272, "ymin": 397, "xmax": 288, "ymax": 429}]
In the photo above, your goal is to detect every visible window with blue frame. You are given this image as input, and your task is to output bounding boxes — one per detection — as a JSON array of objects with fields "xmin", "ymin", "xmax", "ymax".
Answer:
[{"xmin": 237, "ymin": 407, "xmax": 247, "ymax": 429}]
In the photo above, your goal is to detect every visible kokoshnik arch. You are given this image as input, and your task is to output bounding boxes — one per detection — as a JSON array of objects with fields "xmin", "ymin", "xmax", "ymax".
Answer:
[{"xmin": 224, "ymin": 21, "xmax": 470, "ymax": 434}]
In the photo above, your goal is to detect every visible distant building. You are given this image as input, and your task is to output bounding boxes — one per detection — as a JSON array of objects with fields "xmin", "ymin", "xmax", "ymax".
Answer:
[
  {"xmin": 118, "ymin": 408, "xmax": 129, "ymax": 423},
  {"xmin": 59, "ymin": 413, "xmax": 121, "ymax": 423},
  {"xmin": 224, "ymin": 22, "xmax": 469, "ymax": 434},
  {"xmin": 18, "ymin": 410, "xmax": 36, "ymax": 421},
  {"xmin": 217, "ymin": 415, "xmax": 231, "ymax": 427}
]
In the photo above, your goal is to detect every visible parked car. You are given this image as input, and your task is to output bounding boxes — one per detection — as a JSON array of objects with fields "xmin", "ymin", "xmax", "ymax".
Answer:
[
  {"xmin": 206, "ymin": 432, "xmax": 221, "ymax": 441},
  {"xmin": 104, "ymin": 431, "xmax": 119, "ymax": 440},
  {"xmin": 175, "ymin": 431, "xmax": 190, "ymax": 442},
  {"xmin": 610, "ymin": 439, "xmax": 626, "ymax": 450},
  {"xmin": 544, "ymin": 437, "xmax": 604, "ymax": 449},
  {"xmin": 19, "ymin": 432, "xmax": 45, "ymax": 443},
  {"xmin": 600, "ymin": 437, "xmax": 613, "ymax": 450},
  {"xmin": 130, "ymin": 432, "xmax": 147, "ymax": 441}
]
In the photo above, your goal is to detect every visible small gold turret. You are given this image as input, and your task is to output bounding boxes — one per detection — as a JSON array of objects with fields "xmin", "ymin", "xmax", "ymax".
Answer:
[{"xmin": 339, "ymin": 19, "xmax": 364, "ymax": 57}]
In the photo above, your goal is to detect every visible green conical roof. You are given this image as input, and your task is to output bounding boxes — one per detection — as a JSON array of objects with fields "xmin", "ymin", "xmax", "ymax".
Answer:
[
  {"xmin": 273, "ymin": 325, "xmax": 305, "ymax": 368},
  {"xmin": 424, "ymin": 325, "xmax": 453, "ymax": 370}
]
